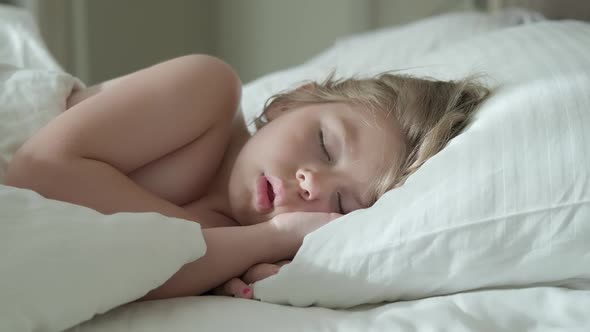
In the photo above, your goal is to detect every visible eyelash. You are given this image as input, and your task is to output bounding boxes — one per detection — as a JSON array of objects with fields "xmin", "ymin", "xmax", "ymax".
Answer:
[
  {"xmin": 319, "ymin": 129, "xmax": 331, "ymax": 162},
  {"xmin": 319, "ymin": 129, "xmax": 345, "ymax": 214},
  {"xmin": 337, "ymin": 192, "xmax": 345, "ymax": 214}
]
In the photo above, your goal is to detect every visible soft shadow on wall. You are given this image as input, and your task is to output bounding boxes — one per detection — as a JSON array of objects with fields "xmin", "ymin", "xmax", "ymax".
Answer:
[{"xmin": 10, "ymin": 0, "xmax": 481, "ymax": 85}]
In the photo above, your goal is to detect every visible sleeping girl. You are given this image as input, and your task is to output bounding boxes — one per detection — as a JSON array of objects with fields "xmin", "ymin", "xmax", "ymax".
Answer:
[{"xmin": 5, "ymin": 55, "xmax": 489, "ymax": 301}]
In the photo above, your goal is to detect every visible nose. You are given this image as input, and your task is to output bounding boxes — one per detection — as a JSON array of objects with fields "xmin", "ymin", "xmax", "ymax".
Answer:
[{"xmin": 296, "ymin": 168, "xmax": 324, "ymax": 201}]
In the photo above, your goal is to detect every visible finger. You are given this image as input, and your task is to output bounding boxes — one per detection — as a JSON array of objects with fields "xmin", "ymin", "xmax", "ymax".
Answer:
[
  {"xmin": 211, "ymin": 284, "xmax": 226, "ymax": 296},
  {"xmin": 211, "ymin": 278, "xmax": 239, "ymax": 297},
  {"xmin": 242, "ymin": 263, "xmax": 281, "ymax": 285},
  {"xmin": 213, "ymin": 278, "xmax": 253, "ymax": 299}
]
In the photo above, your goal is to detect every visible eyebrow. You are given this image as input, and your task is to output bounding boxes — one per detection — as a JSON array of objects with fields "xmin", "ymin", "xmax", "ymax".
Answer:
[{"xmin": 331, "ymin": 117, "xmax": 369, "ymax": 209}]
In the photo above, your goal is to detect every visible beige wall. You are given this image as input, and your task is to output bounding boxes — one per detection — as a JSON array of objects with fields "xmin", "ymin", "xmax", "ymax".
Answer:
[
  {"xmin": 216, "ymin": 0, "xmax": 374, "ymax": 83},
  {"xmin": 83, "ymin": 0, "xmax": 217, "ymax": 83},
  {"xmin": 28, "ymin": 0, "xmax": 482, "ymax": 85}
]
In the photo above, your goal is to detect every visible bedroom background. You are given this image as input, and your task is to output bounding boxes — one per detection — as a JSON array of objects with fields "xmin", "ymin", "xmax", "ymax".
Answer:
[
  {"xmin": 1, "ymin": 2, "xmax": 590, "ymax": 331},
  {"xmin": 2, "ymin": 0, "xmax": 589, "ymax": 85}
]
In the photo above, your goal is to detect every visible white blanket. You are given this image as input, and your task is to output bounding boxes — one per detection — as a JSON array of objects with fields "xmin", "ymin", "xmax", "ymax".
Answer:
[{"xmin": 1, "ymin": 5, "xmax": 589, "ymax": 332}]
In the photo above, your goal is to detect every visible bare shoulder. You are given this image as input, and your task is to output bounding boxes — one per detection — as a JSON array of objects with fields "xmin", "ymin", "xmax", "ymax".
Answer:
[
  {"xmin": 117, "ymin": 55, "xmax": 244, "ymax": 204},
  {"xmin": 67, "ymin": 54, "xmax": 242, "ymax": 124},
  {"xmin": 10, "ymin": 54, "xmax": 243, "ymax": 207}
]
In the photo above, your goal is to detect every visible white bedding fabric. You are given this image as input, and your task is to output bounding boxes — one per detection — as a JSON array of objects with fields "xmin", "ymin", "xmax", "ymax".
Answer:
[
  {"xmin": 0, "ymin": 187, "xmax": 205, "ymax": 332},
  {"xmin": 250, "ymin": 21, "xmax": 590, "ymax": 307},
  {"xmin": 71, "ymin": 287, "xmax": 590, "ymax": 332},
  {"xmin": 1, "ymin": 4, "xmax": 590, "ymax": 332},
  {"xmin": 0, "ymin": 5, "xmax": 207, "ymax": 332},
  {"xmin": 0, "ymin": 4, "xmax": 81, "ymax": 182}
]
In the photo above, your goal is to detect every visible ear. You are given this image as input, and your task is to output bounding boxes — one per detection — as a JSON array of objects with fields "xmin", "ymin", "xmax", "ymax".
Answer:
[{"xmin": 264, "ymin": 82, "xmax": 316, "ymax": 121}]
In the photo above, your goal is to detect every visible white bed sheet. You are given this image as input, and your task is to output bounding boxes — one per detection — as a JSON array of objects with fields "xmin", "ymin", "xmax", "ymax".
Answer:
[
  {"xmin": 2, "ymin": 4, "xmax": 590, "ymax": 332},
  {"xmin": 72, "ymin": 287, "xmax": 590, "ymax": 332}
]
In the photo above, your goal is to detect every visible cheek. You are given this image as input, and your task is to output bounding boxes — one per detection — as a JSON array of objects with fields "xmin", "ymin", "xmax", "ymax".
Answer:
[
  {"xmin": 247, "ymin": 124, "xmax": 316, "ymax": 173},
  {"xmin": 259, "ymin": 128, "xmax": 306, "ymax": 155}
]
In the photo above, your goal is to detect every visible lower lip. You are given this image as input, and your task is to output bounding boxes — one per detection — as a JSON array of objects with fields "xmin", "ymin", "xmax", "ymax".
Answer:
[{"xmin": 255, "ymin": 175, "xmax": 272, "ymax": 212}]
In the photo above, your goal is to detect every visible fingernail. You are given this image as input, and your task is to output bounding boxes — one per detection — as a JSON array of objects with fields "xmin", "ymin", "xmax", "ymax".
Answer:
[{"xmin": 242, "ymin": 288, "xmax": 251, "ymax": 296}]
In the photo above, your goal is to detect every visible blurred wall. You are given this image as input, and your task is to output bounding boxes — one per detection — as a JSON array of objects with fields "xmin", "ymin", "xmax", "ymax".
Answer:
[
  {"xmin": 82, "ymin": 0, "xmax": 216, "ymax": 83},
  {"xmin": 216, "ymin": 0, "xmax": 377, "ymax": 83},
  {"xmin": 22, "ymin": 0, "xmax": 479, "ymax": 85},
  {"xmin": 216, "ymin": 0, "xmax": 476, "ymax": 83}
]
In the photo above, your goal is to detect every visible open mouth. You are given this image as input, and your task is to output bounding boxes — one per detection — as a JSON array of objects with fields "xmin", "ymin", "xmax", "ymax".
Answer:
[
  {"xmin": 255, "ymin": 174, "xmax": 274, "ymax": 212},
  {"xmin": 266, "ymin": 179, "xmax": 275, "ymax": 203},
  {"xmin": 255, "ymin": 173, "xmax": 284, "ymax": 213}
]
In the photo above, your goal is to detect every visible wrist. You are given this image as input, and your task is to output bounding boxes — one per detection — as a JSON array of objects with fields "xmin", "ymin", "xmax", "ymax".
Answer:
[{"xmin": 255, "ymin": 220, "xmax": 297, "ymax": 262}]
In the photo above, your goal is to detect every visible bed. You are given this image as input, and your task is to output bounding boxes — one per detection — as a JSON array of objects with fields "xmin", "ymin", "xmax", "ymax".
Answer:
[{"xmin": 1, "ymin": 4, "xmax": 589, "ymax": 332}]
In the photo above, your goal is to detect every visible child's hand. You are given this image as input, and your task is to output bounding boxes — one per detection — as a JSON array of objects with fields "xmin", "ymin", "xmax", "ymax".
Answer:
[
  {"xmin": 212, "ymin": 212, "xmax": 341, "ymax": 299},
  {"xmin": 213, "ymin": 260, "xmax": 291, "ymax": 299}
]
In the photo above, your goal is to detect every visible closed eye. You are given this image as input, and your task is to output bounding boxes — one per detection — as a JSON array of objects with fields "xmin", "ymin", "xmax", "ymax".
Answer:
[
  {"xmin": 320, "ymin": 129, "xmax": 344, "ymax": 213},
  {"xmin": 319, "ymin": 129, "xmax": 331, "ymax": 162}
]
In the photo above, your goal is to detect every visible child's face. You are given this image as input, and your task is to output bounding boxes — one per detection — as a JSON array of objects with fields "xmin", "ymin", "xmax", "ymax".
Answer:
[{"xmin": 228, "ymin": 102, "xmax": 404, "ymax": 226}]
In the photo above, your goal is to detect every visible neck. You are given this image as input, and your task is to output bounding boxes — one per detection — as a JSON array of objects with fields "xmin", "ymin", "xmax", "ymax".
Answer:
[{"xmin": 204, "ymin": 112, "xmax": 251, "ymax": 220}]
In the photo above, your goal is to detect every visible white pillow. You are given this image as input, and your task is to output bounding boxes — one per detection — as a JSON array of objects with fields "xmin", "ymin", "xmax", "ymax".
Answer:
[
  {"xmin": 304, "ymin": 9, "xmax": 545, "ymax": 72},
  {"xmin": 252, "ymin": 21, "xmax": 590, "ymax": 307}
]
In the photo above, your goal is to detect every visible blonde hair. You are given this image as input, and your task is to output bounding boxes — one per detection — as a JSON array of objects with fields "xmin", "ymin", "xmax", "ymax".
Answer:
[{"xmin": 254, "ymin": 73, "xmax": 490, "ymax": 205}]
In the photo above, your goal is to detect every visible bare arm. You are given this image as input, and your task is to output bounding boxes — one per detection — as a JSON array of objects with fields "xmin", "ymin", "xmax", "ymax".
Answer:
[
  {"xmin": 140, "ymin": 221, "xmax": 288, "ymax": 301},
  {"xmin": 141, "ymin": 212, "xmax": 341, "ymax": 300},
  {"xmin": 5, "ymin": 55, "xmax": 241, "ymax": 223},
  {"xmin": 141, "ymin": 212, "xmax": 339, "ymax": 301},
  {"xmin": 65, "ymin": 74, "xmax": 125, "ymax": 110},
  {"xmin": 7, "ymin": 155, "xmax": 198, "ymax": 221}
]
